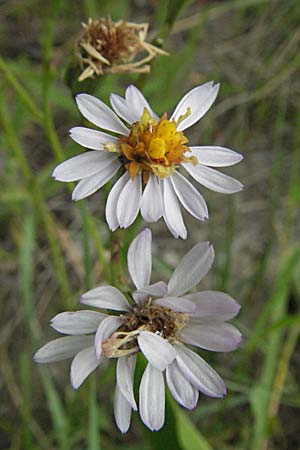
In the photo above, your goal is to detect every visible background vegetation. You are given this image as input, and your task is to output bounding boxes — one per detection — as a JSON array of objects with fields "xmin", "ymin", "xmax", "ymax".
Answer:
[{"xmin": 1, "ymin": 0, "xmax": 300, "ymax": 449}]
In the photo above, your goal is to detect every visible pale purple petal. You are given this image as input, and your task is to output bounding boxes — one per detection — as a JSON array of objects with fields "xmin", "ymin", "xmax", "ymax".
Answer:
[
  {"xmin": 139, "ymin": 363, "xmax": 165, "ymax": 431},
  {"xmin": 52, "ymin": 152, "xmax": 118, "ymax": 182},
  {"xmin": 69, "ymin": 126, "xmax": 119, "ymax": 149},
  {"xmin": 186, "ymin": 291, "xmax": 241, "ymax": 320},
  {"xmin": 141, "ymin": 174, "xmax": 163, "ymax": 222},
  {"xmin": 70, "ymin": 346, "xmax": 101, "ymax": 389},
  {"xmin": 72, "ymin": 160, "xmax": 120, "ymax": 201},
  {"xmin": 116, "ymin": 355, "xmax": 137, "ymax": 410},
  {"xmin": 181, "ymin": 322, "xmax": 242, "ymax": 352},
  {"xmin": 170, "ymin": 171, "xmax": 208, "ymax": 220},
  {"xmin": 175, "ymin": 344, "xmax": 226, "ymax": 398},
  {"xmin": 162, "ymin": 178, "xmax": 187, "ymax": 239},
  {"xmin": 94, "ymin": 316, "xmax": 123, "ymax": 359},
  {"xmin": 76, "ymin": 93, "xmax": 129, "ymax": 135},
  {"xmin": 125, "ymin": 85, "xmax": 158, "ymax": 120},
  {"xmin": 189, "ymin": 146, "xmax": 243, "ymax": 167},
  {"xmin": 50, "ymin": 311, "xmax": 107, "ymax": 335},
  {"xmin": 168, "ymin": 242, "xmax": 215, "ymax": 297},
  {"xmin": 171, "ymin": 82, "xmax": 220, "ymax": 131},
  {"xmin": 166, "ymin": 360, "xmax": 199, "ymax": 409},
  {"xmin": 137, "ymin": 331, "xmax": 176, "ymax": 371},
  {"xmin": 81, "ymin": 286, "xmax": 131, "ymax": 312},
  {"xmin": 105, "ymin": 172, "xmax": 130, "ymax": 231},
  {"xmin": 155, "ymin": 296, "xmax": 197, "ymax": 314},
  {"xmin": 127, "ymin": 228, "xmax": 152, "ymax": 289},
  {"xmin": 117, "ymin": 175, "xmax": 142, "ymax": 228},
  {"xmin": 33, "ymin": 336, "xmax": 93, "ymax": 363},
  {"xmin": 132, "ymin": 281, "xmax": 168, "ymax": 304},
  {"xmin": 114, "ymin": 384, "xmax": 132, "ymax": 434},
  {"xmin": 183, "ymin": 163, "xmax": 243, "ymax": 194}
]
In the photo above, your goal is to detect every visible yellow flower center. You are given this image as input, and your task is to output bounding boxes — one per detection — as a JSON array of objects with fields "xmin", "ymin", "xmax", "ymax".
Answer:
[{"xmin": 104, "ymin": 107, "xmax": 198, "ymax": 180}]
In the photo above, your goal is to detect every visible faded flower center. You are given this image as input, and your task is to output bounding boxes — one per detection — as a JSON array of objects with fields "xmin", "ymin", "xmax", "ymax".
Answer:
[
  {"xmin": 102, "ymin": 300, "xmax": 189, "ymax": 358},
  {"xmin": 104, "ymin": 107, "xmax": 198, "ymax": 180}
]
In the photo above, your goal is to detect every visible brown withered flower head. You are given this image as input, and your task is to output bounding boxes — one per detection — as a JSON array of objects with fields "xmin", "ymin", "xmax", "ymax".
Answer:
[{"xmin": 76, "ymin": 17, "xmax": 168, "ymax": 81}]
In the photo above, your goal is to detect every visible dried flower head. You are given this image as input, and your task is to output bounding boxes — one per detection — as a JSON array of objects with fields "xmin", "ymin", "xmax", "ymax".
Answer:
[
  {"xmin": 34, "ymin": 229, "xmax": 242, "ymax": 433},
  {"xmin": 76, "ymin": 17, "xmax": 168, "ymax": 81}
]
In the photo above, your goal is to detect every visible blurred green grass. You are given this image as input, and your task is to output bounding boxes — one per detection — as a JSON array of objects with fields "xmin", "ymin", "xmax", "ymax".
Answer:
[{"xmin": 1, "ymin": 0, "xmax": 300, "ymax": 449}]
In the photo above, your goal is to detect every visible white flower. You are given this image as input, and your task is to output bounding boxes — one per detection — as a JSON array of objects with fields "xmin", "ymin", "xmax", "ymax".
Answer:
[
  {"xmin": 34, "ymin": 229, "xmax": 242, "ymax": 433},
  {"xmin": 53, "ymin": 83, "xmax": 243, "ymax": 238}
]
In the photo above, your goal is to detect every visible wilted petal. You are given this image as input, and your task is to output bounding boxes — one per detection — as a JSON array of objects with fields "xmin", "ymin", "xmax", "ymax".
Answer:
[
  {"xmin": 155, "ymin": 296, "xmax": 197, "ymax": 314},
  {"xmin": 81, "ymin": 286, "xmax": 131, "ymax": 312},
  {"xmin": 50, "ymin": 311, "xmax": 107, "ymax": 335},
  {"xmin": 116, "ymin": 355, "xmax": 137, "ymax": 410},
  {"xmin": 133, "ymin": 281, "xmax": 168, "ymax": 304},
  {"xmin": 189, "ymin": 146, "xmax": 243, "ymax": 167},
  {"xmin": 170, "ymin": 172, "xmax": 208, "ymax": 220},
  {"xmin": 69, "ymin": 126, "xmax": 119, "ymax": 150},
  {"xmin": 105, "ymin": 172, "xmax": 130, "ymax": 232},
  {"xmin": 127, "ymin": 228, "xmax": 152, "ymax": 289},
  {"xmin": 175, "ymin": 344, "xmax": 226, "ymax": 398},
  {"xmin": 171, "ymin": 82, "xmax": 219, "ymax": 131},
  {"xmin": 166, "ymin": 360, "xmax": 199, "ymax": 409},
  {"xmin": 181, "ymin": 322, "xmax": 242, "ymax": 352},
  {"xmin": 33, "ymin": 336, "xmax": 93, "ymax": 363},
  {"xmin": 72, "ymin": 160, "xmax": 120, "ymax": 201},
  {"xmin": 137, "ymin": 331, "xmax": 176, "ymax": 371},
  {"xmin": 117, "ymin": 175, "xmax": 142, "ymax": 228},
  {"xmin": 94, "ymin": 316, "xmax": 123, "ymax": 359},
  {"xmin": 70, "ymin": 346, "xmax": 101, "ymax": 389},
  {"xmin": 183, "ymin": 163, "xmax": 243, "ymax": 194},
  {"xmin": 53, "ymin": 151, "xmax": 118, "ymax": 182},
  {"xmin": 76, "ymin": 93, "xmax": 129, "ymax": 135},
  {"xmin": 141, "ymin": 174, "xmax": 163, "ymax": 222},
  {"xmin": 114, "ymin": 384, "xmax": 132, "ymax": 434},
  {"xmin": 168, "ymin": 242, "xmax": 214, "ymax": 297},
  {"xmin": 139, "ymin": 363, "xmax": 165, "ymax": 431},
  {"xmin": 162, "ymin": 178, "xmax": 187, "ymax": 239},
  {"xmin": 186, "ymin": 291, "xmax": 241, "ymax": 321}
]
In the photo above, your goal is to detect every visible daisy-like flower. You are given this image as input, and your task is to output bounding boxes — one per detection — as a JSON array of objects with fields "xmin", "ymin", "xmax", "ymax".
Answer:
[
  {"xmin": 53, "ymin": 82, "xmax": 243, "ymax": 238},
  {"xmin": 34, "ymin": 229, "xmax": 242, "ymax": 432}
]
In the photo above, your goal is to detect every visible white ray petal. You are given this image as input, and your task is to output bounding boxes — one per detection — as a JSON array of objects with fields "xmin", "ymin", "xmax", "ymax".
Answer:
[
  {"xmin": 175, "ymin": 344, "xmax": 226, "ymax": 398},
  {"xmin": 94, "ymin": 316, "xmax": 123, "ymax": 359},
  {"xmin": 162, "ymin": 178, "xmax": 187, "ymax": 239},
  {"xmin": 189, "ymin": 146, "xmax": 243, "ymax": 167},
  {"xmin": 137, "ymin": 331, "xmax": 176, "ymax": 371},
  {"xmin": 106, "ymin": 172, "xmax": 130, "ymax": 231},
  {"xmin": 141, "ymin": 174, "xmax": 163, "ymax": 222},
  {"xmin": 81, "ymin": 286, "xmax": 131, "ymax": 312},
  {"xmin": 114, "ymin": 384, "xmax": 132, "ymax": 434},
  {"xmin": 69, "ymin": 126, "xmax": 119, "ymax": 150},
  {"xmin": 125, "ymin": 85, "xmax": 158, "ymax": 120},
  {"xmin": 117, "ymin": 175, "xmax": 142, "ymax": 228},
  {"xmin": 168, "ymin": 242, "xmax": 214, "ymax": 297},
  {"xmin": 180, "ymin": 322, "xmax": 242, "ymax": 352},
  {"xmin": 183, "ymin": 163, "xmax": 243, "ymax": 194},
  {"xmin": 50, "ymin": 311, "xmax": 107, "ymax": 335},
  {"xmin": 116, "ymin": 355, "xmax": 137, "ymax": 410},
  {"xmin": 171, "ymin": 82, "xmax": 219, "ymax": 131},
  {"xmin": 170, "ymin": 171, "xmax": 208, "ymax": 220},
  {"xmin": 33, "ymin": 336, "xmax": 93, "ymax": 363},
  {"xmin": 185, "ymin": 291, "xmax": 241, "ymax": 321},
  {"xmin": 127, "ymin": 228, "xmax": 152, "ymax": 289},
  {"xmin": 139, "ymin": 363, "xmax": 165, "ymax": 431},
  {"xmin": 53, "ymin": 152, "xmax": 118, "ymax": 182},
  {"xmin": 76, "ymin": 93, "xmax": 129, "ymax": 135},
  {"xmin": 155, "ymin": 296, "xmax": 197, "ymax": 314},
  {"xmin": 110, "ymin": 93, "xmax": 138, "ymax": 124},
  {"xmin": 166, "ymin": 360, "xmax": 199, "ymax": 410},
  {"xmin": 133, "ymin": 281, "xmax": 168, "ymax": 304},
  {"xmin": 72, "ymin": 160, "xmax": 120, "ymax": 200},
  {"xmin": 70, "ymin": 346, "xmax": 100, "ymax": 389}
]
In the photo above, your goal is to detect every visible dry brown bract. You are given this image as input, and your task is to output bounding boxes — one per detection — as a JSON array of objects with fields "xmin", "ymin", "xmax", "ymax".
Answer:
[{"xmin": 76, "ymin": 17, "xmax": 168, "ymax": 81}]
